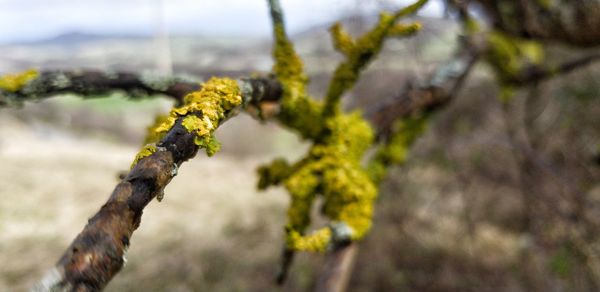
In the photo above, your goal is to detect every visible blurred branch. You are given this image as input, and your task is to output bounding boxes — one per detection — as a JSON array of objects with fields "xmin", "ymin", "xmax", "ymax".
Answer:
[
  {"xmin": 322, "ymin": 0, "xmax": 426, "ymax": 117},
  {"xmin": 505, "ymin": 52, "xmax": 600, "ymax": 86},
  {"xmin": 0, "ymin": 69, "xmax": 284, "ymax": 112},
  {"xmin": 474, "ymin": 0, "xmax": 600, "ymax": 47},
  {"xmin": 32, "ymin": 77, "xmax": 282, "ymax": 292},
  {"xmin": 0, "ymin": 70, "xmax": 202, "ymax": 107},
  {"xmin": 314, "ymin": 28, "xmax": 484, "ymax": 292},
  {"xmin": 314, "ymin": 244, "xmax": 358, "ymax": 292},
  {"xmin": 367, "ymin": 33, "xmax": 484, "ymax": 141}
]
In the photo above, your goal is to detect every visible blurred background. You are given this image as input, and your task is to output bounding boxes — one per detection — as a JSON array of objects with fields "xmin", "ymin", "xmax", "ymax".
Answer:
[{"xmin": 1, "ymin": 0, "xmax": 600, "ymax": 291}]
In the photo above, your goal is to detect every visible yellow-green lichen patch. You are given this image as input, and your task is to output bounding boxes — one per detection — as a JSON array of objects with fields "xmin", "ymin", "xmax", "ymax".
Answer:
[
  {"xmin": 0, "ymin": 69, "xmax": 39, "ymax": 92},
  {"xmin": 150, "ymin": 77, "xmax": 241, "ymax": 157},
  {"xmin": 388, "ymin": 22, "xmax": 422, "ymax": 37},
  {"xmin": 486, "ymin": 31, "xmax": 544, "ymax": 83},
  {"xmin": 395, "ymin": 0, "xmax": 429, "ymax": 17},
  {"xmin": 272, "ymin": 23, "xmax": 308, "ymax": 101},
  {"xmin": 330, "ymin": 23, "xmax": 355, "ymax": 56},
  {"xmin": 130, "ymin": 77, "xmax": 241, "ymax": 170},
  {"xmin": 258, "ymin": 110, "xmax": 377, "ymax": 252},
  {"xmin": 287, "ymin": 228, "xmax": 332, "ymax": 252},
  {"xmin": 257, "ymin": 158, "xmax": 292, "ymax": 190},
  {"xmin": 367, "ymin": 114, "xmax": 429, "ymax": 183},
  {"xmin": 278, "ymin": 97, "xmax": 324, "ymax": 140},
  {"xmin": 182, "ymin": 115, "xmax": 213, "ymax": 137},
  {"xmin": 271, "ymin": 21, "xmax": 326, "ymax": 140},
  {"xmin": 262, "ymin": 0, "xmax": 429, "ymax": 254},
  {"xmin": 323, "ymin": 3, "xmax": 424, "ymax": 116},
  {"xmin": 143, "ymin": 114, "xmax": 171, "ymax": 145},
  {"xmin": 131, "ymin": 144, "xmax": 157, "ymax": 169}
]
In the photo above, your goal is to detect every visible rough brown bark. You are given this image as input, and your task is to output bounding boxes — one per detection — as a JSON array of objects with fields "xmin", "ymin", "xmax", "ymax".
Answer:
[{"xmin": 32, "ymin": 77, "xmax": 282, "ymax": 291}]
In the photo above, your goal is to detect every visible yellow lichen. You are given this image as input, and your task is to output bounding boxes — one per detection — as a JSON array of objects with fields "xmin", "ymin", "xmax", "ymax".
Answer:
[
  {"xmin": 261, "ymin": 0, "xmax": 428, "ymax": 253},
  {"xmin": 131, "ymin": 77, "xmax": 242, "ymax": 169},
  {"xmin": 367, "ymin": 114, "xmax": 429, "ymax": 183},
  {"xmin": 287, "ymin": 228, "xmax": 332, "ymax": 252},
  {"xmin": 323, "ymin": 3, "xmax": 424, "ymax": 116},
  {"xmin": 486, "ymin": 31, "xmax": 545, "ymax": 83},
  {"xmin": 271, "ymin": 22, "xmax": 324, "ymax": 140},
  {"xmin": 259, "ymin": 110, "xmax": 378, "ymax": 251},
  {"xmin": 156, "ymin": 77, "xmax": 240, "ymax": 157},
  {"xmin": 0, "ymin": 69, "xmax": 39, "ymax": 92},
  {"xmin": 143, "ymin": 114, "xmax": 170, "ymax": 145},
  {"xmin": 330, "ymin": 23, "xmax": 355, "ymax": 56},
  {"xmin": 388, "ymin": 22, "xmax": 422, "ymax": 36},
  {"xmin": 272, "ymin": 24, "xmax": 307, "ymax": 98},
  {"xmin": 130, "ymin": 144, "xmax": 157, "ymax": 169}
]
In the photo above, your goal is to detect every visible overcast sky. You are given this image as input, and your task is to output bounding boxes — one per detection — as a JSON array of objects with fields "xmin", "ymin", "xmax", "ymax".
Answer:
[{"xmin": 0, "ymin": 0, "xmax": 444, "ymax": 44}]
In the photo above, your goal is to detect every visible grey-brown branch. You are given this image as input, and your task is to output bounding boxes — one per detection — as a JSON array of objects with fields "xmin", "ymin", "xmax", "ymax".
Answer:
[
  {"xmin": 0, "ymin": 70, "xmax": 202, "ymax": 107},
  {"xmin": 32, "ymin": 76, "xmax": 282, "ymax": 292},
  {"xmin": 503, "ymin": 52, "xmax": 600, "ymax": 87}
]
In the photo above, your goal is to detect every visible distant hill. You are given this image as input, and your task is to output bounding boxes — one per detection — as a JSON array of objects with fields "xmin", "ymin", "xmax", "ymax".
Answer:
[{"xmin": 10, "ymin": 32, "xmax": 151, "ymax": 46}]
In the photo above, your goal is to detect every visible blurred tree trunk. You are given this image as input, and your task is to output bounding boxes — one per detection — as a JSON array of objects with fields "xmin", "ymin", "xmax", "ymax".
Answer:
[{"xmin": 475, "ymin": 0, "xmax": 600, "ymax": 47}]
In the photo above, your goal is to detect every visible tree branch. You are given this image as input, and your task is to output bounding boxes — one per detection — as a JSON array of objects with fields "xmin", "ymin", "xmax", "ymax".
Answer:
[
  {"xmin": 474, "ymin": 0, "xmax": 600, "ymax": 47},
  {"xmin": 367, "ymin": 34, "xmax": 483, "ymax": 141},
  {"xmin": 314, "ymin": 244, "xmax": 358, "ymax": 292},
  {"xmin": 32, "ymin": 76, "xmax": 282, "ymax": 292},
  {"xmin": 0, "ymin": 70, "xmax": 202, "ymax": 107},
  {"xmin": 504, "ymin": 52, "xmax": 600, "ymax": 86}
]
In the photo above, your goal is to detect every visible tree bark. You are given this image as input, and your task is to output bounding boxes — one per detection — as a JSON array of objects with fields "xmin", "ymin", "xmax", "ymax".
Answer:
[
  {"xmin": 314, "ymin": 244, "xmax": 359, "ymax": 292},
  {"xmin": 475, "ymin": 0, "xmax": 600, "ymax": 47},
  {"xmin": 32, "ymin": 77, "xmax": 282, "ymax": 292}
]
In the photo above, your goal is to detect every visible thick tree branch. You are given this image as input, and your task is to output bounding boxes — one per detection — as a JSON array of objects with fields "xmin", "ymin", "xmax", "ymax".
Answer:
[
  {"xmin": 32, "ymin": 77, "xmax": 282, "ymax": 292},
  {"xmin": 474, "ymin": 0, "xmax": 600, "ymax": 47}
]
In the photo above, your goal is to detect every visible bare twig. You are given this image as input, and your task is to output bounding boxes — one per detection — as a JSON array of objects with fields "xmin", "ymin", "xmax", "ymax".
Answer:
[{"xmin": 504, "ymin": 52, "xmax": 600, "ymax": 87}]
